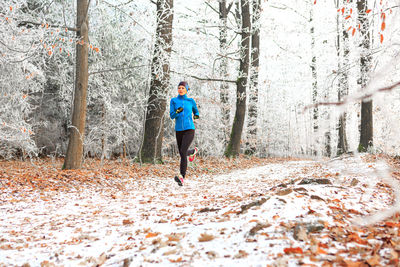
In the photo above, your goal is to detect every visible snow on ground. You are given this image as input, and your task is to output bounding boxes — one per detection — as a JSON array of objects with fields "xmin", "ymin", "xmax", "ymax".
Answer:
[{"xmin": 0, "ymin": 155, "xmax": 395, "ymax": 266}]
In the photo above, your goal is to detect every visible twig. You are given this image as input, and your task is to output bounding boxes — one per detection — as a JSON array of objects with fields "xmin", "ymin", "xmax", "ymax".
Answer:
[
  {"xmin": 89, "ymin": 65, "xmax": 150, "ymax": 76},
  {"xmin": 171, "ymin": 70, "xmax": 237, "ymax": 84},
  {"xmin": 18, "ymin": 20, "xmax": 77, "ymax": 32}
]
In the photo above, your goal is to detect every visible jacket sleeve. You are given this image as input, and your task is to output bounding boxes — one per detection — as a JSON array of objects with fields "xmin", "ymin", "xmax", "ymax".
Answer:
[
  {"xmin": 192, "ymin": 99, "xmax": 199, "ymax": 116},
  {"xmin": 170, "ymin": 99, "xmax": 178, "ymax": 119}
]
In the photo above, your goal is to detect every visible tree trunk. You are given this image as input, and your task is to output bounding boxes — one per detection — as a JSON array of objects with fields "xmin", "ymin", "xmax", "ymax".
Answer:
[
  {"xmin": 310, "ymin": 4, "xmax": 318, "ymax": 156},
  {"xmin": 63, "ymin": 0, "xmax": 89, "ymax": 170},
  {"xmin": 122, "ymin": 110, "xmax": 127, "ymax": 158},
  {"xmin": 357, "ymin": 0, "xmax": 373, "ymax": 152},
  {"xmin": 225, "ymin": 0, "xmax": 251, "ymax": 158},
  {"xmin": 336, "ymin": 0, "xmax": 349, "ymax": 156},
  {"xmin": 245, "ymin": 0, "xmax": 261, "ymax": 155},
  {"xmin": 140, "ymin": 0, "xmax": 174, "ymax": 163},
  {"xmin": 219, "ymin": 0, "xmax": 231, "ymax": 146}
]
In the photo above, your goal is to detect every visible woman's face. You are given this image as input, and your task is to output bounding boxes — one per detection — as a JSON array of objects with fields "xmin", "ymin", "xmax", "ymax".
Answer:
[{"xmin": 178, "ymin": 85, "xmax": 187, "ymax": 96}]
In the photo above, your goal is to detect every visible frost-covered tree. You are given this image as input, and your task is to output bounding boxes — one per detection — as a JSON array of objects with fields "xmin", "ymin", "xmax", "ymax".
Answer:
[
  {"xmin": 0, "ymin": 0, "xmax": 58, "ymax": 158},
  {"xmin": 83, "ymin": 1, "xmax": 153, "ymax": 160},
  {"xmin": 336, "ymin": 0, "xmax": 350, "ymax": 156},
  {"xmin": 225, "ymin": 0, "xmax": 251, "ymax": 157},
  {"xmin": 357, "ymin": 0, "xmax": 373, "ymax": 152},
  {"xmin": 245, "ymin": 0, "xmax": 261, "ymax": 155},
  {"xmin": 63, "ymin": 0, "xmax": 90, "ymax": 169},
  {"xmin": 218, "ymin": 0, "xmax": 233, "ymax": 146},
  {"xmin": 140, "ymin": 0, "xmax": 174, "ymax": 164}
]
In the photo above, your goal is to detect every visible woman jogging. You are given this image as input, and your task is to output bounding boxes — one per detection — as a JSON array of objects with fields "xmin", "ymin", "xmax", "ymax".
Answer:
[{"xmin": 170, "ymin": 81, "xmax": 199, "ymax": 186}]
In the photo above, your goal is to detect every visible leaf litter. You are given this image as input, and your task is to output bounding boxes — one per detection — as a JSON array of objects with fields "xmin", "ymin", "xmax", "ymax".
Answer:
[{"xmin": 0, "ymin": 154, "xmax": 400, "ymax": 266}]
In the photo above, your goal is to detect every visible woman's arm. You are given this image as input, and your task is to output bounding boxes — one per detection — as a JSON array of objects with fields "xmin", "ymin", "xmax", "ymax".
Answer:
[
  {"xmin": 192, "ymin": 99, "xmax": 199, "ymax": 116},
  {"xmin": 170, "ymin": 99, "xmax": 179, "ymax": 119}
]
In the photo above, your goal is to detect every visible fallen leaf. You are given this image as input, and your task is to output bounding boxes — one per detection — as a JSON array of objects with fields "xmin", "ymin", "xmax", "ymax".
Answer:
[
  {"xmin": 234, "ymin": 250, "xmax": 249, "ymax": 258},
  {"xmin": 163, "ymin": 249, "xmax": 177, "ymax": 256},
  {"xmin": 317, "ymin": 246, "xmax": 328, "ymax": 254},
  {"xmin": 348, "ymin": 233, "xmax": 367, "ymax": 245},
  {"xmin": 145, "ymin": 232, "xmax": 158, "ymax": 238},
  {"xmin": 284, "ymin": 247, "xmax": 303, "ymax": 254},
  {"xmin": 366, "ymin": 255, "xmax": 381, "ymax": 265},
  {"xmin": 385, "ymin": 222, "xmax": 400, "ymax": 228},
  {"xmin": 198, "ymin": 233, "xmax": 215, "ymax": 242},
  {"xmin": 167, "ymin": 233, "xmax": 185, "ymax": 242},
  {"xmin": 168, "ymin": 257, "xmax": 182, "ymax": 263},
  {"xmin": 122, "ymin": 219, "xmax": 134, "ymax": 225}
]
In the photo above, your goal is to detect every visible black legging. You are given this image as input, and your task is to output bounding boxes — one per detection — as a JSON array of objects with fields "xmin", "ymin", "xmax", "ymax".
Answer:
[{"xmin": 176, "ymin": 129, "xmax": 195, "ymax": 178}]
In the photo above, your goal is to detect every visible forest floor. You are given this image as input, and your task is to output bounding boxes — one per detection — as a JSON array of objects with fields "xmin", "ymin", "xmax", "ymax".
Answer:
[{"xmin": 1, "ymin": 154, "xmax": 400, "ymax": 266}]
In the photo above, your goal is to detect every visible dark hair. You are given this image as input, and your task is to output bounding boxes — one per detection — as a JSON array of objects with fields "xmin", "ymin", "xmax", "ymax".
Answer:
[{"xmin": 178, "ymin": 81, "xmax": 189, "ymax": 91}]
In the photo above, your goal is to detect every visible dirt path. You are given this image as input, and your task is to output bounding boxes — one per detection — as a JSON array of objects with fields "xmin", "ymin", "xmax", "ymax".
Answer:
[{"xmin": 0, "ymin": 156, "xmax": 398, "ymax": 266}]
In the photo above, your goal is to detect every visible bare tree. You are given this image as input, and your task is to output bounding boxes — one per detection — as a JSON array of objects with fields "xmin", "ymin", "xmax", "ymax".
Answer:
[
  {"xmin": 219, "ymin": 0, "xmax": 233, "ymax": 146},
  {"xmin": 140, "ymin": 0, "xmax": 174, "ymax": 163},
  {"xmin": 246, "ymin": 0, "xmax": 261, "ymax": 155},
  {"xmin": 357, "ymin": 0, "xmax": 373, "ymax": 152},
  {"xmin": 310, "ymin": 2, "xmax": 318, "ymax": 156},
  {"xmin": 63, "ymin": 0, "xmax": 90, "ymax": 169},
  {"xmin": 225, "ymin": 0, "xmax": 251, "ymax": 157},
  {"xmin": 336, "ymin": 0, "xmax": 350, "ymax": 156}
]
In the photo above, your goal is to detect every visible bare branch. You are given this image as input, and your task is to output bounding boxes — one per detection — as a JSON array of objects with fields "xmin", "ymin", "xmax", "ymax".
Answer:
[
  {"xmin": 171, "ymin": 70, "xmax": 237, "ymax": 84},
  {"xmin": 89, "ymin": 65, "xmax": 150, "ymax": 76},
  {"xmin": 226, "ymin": 2, "xmax": 234, "ymax": 14},
  {"xmin": 270, "ymin": 4, "xmax": 308, "ymax": 21},
  {"xmin": 84, "ymin": 0, "xmax": 92, "ymax": 22},
  {"xmin": 204, "ymin": 1, "xmax": 219, "ymax": 14},
  {"xmin": 103, "ymin": 0, "xmax": 153, "ymax": 36},
  {"xmin": 0, "ymin": 40, "xmax": 28, "ymax": 53},
  {"xmin": 18, "ymin": 20, "xmax": 77, "ymax": 32},
  {"xmin": 303, "ymin": 81, "xmax": 400, "ymax": 112}
]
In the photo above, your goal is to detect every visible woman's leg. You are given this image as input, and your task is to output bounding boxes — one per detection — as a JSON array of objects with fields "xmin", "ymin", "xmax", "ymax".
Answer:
[
  {"xmin": 178, "ymin": 130, "xmax": 195, "ymax": 178},
  {"xmin": 176, "ymin": 131, "xmax": 184, "ymax": 152}
]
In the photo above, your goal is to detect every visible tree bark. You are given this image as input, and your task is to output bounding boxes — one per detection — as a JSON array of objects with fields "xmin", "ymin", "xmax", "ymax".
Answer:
[
  {"xmin": 140, "ymin": 0, "xmax": 174, "ymax": 163},
  {"xmin": 336, "ymin": 0, "xmax": 349, "ymax": 156},
  {"xmin": 357, "ymin": 0, "xmax": 373, "ymax": 152},
  {"xmin": 245, "ymin": 0, "xmax": 261, "ymax": 155},
  {"xmin": 219, "ymin": 0, "xmax": 231, "ymax": 146},
  {"xmin": 63, "ymin": 0, "xmax": 89, "ymax": 169},
  {"xmin": 225, "ymin": 0, "xmax": 251, "ymax": 158},
  {"xmin": 310, "ymin": 4, "xmax": 318, "ymax": 156}
]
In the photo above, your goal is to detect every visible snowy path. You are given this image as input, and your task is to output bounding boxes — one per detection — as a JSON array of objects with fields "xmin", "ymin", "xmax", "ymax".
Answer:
[{"xmin": 0, "ymin": 156, "xmax": 395, "ymax": 266}]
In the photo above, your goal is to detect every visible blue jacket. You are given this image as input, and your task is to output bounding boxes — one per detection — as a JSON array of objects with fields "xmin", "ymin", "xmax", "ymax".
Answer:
[{"xmin": 170, "ymin": 94, "xmax": 199, "ymax": 132}]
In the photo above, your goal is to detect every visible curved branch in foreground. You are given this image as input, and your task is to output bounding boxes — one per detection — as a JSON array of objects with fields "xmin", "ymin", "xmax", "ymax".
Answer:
[{"xmin": 303, "ymin": 80, "xmax": 400, "ymax": 112}]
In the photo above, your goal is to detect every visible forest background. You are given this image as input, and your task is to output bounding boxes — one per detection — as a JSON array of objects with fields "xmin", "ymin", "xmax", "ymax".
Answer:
[{"xmin": 1, "ymin": 0, "xmax": 400, "ymax": 168}]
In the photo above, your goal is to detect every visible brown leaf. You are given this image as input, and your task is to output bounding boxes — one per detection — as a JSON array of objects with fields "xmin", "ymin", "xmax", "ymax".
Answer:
[
  {"xmin": 234, "ymin": 250, "xmax": 249, "ymax": 259},
  {"xmin": 166, "ymin": 233, "xmax": 185, "ymax": 242},
  {"xmin": 341, "ymin": 260, "xmax": 365, "ymax": 267},
  {"xmin": 284, "ymin": 247, "xmax": 303, "ymax": 254},
  {"xmin": 348, "ymin": 232, "xmax": 368, "ymax": 245},
  {"xmin": 206, "ymin": 251, "xmax": 218, "ymax": 259},
  {"xmin": 198, "ymin": 233, "xmax": 215, "ymax": 242},
  {"xmin": 317, "ymin": 246, "xmax": 328, "ymax": 254},
  {"xmin": 163, "ymin": 249, "xmax": 177, "ymax": 256},
  {"xmin": 40, "ymin": 261, "xmax": 55, "ymax": 267},
  {"xmin": 168, "ymin": 257, "xmax": 182, "ymax": 263},
  {"xmin": 366, "ymin": 255, "xmax": 381, "ymax": 265},
  {"xmin": 122, "ymin": 219, "xmax": 134, "ymax": 225},
  {"xmin": 145, "ymin": 232, "xmax": 158, "ymax": 238},
  {"xmin": 385, "ymin": 221, "xmax": 400, "ymax": 227}
]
